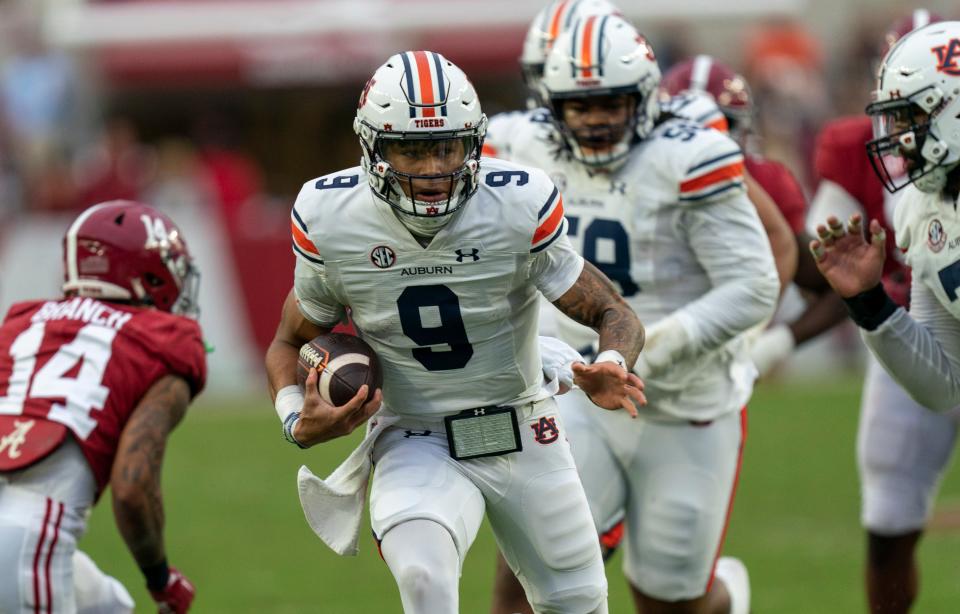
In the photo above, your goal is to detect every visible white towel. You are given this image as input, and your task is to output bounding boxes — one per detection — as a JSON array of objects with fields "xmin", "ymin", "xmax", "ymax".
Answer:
[{"xmin": 297, "ymin": 413, "xmax": 400, "ymax": 556}]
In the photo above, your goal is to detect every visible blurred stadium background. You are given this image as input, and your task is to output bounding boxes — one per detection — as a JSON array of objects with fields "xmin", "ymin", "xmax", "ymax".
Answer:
[{"xmin": 0, "ymin": 0, "xmax": 958, "ymax": 611}]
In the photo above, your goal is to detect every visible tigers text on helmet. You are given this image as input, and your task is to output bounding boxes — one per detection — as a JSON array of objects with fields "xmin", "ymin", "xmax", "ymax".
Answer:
[
  {"xmin": 354, "ymin": 51, "xmax": 486, "ymax": 237},
  {"xmin": 520, "ymin": 0, "xmax": 623, "ymax": 107},
  {"xmin": 866, "ymin": 21, "xmax": 960, "ymax": 194},
  {"xmin": 62, "ymin": 200, "xmax": 199, "ymax": 316},
  {"xmin": 660, "ymin": 55, "xmax": 753, "ymax": 136},
  {"xmin": 542, "ymin": 14, "xmax": 661, "ymax": 169}
]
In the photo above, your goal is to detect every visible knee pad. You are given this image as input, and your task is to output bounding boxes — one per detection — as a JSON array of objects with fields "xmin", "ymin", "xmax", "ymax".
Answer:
[
  {"xmin": 522, "ymin": 469, "xmax": 599, "ymax": 571},
  {"xmin": 530, "ymin": 582, "xmax": 606, "ymax": 614},
  {"xmin": 627, "ymin": 467, "xmax": 721, "ymax": 600}
]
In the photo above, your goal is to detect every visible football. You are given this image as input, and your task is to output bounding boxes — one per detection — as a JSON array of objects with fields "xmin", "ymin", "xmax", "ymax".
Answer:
[{"xmin": 296, "ymin": 333, "xmax": 382, "ymax": 406}]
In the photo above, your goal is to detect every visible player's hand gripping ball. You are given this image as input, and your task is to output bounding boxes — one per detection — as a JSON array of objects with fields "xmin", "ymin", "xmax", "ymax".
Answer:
[{"xmin": 296, "ymin": 333, "xmax": 382, "ymax": 405}]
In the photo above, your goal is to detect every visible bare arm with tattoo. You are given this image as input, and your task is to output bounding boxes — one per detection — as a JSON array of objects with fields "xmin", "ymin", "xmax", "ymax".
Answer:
[
  {"xmin": 111, "ymin": 374, "xmax": 191, "ymax": 574},
  {"xmin": 552, "ymin": 261, "xmax": 645, "ymax": 366},
  {"xmin": 552, "ymin": 261, "xmax": 647, "ymax": 414}
]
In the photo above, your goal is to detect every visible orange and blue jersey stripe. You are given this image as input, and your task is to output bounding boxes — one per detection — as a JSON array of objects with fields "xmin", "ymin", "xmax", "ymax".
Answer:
[
  {"xmin": 400, "ymin": 51, "xmax": 447, "ymax": 119},
  {"xmin": 291, "ymin": 207, "xmax": 323, "ymax": 265},
  {"xmin": 679, "ymin": 150, "xmax": 745, "ymax": 202},
  {"xmin": 531, "ymin": 186, "xmax": 567, "ymax": 253}
]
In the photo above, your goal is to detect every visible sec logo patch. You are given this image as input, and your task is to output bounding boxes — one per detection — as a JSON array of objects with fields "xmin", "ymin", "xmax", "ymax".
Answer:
[
  {"xmin": 370, "ymin": 245, "xmax": 396, "ymax": 269},
  {"xmin": 928, "ymin": 219, "xmax": 946, "ymax": 253}
]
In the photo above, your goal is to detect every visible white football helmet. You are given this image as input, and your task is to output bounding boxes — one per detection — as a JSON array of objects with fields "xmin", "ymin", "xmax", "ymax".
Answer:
[
  {"xmin": 520, "ymin": 0, "xmax": 623, "ymax": 107},
  {"xmin": 354, "ymin": 51, "xmax": 487, "ymax": 236},
  {"xmin": 867, "ymin": 21, "xmax": 960, "ymax": 193},
  {"xmin": 542, "ymin": 15, "xmax": 661, "ymax": 168}
]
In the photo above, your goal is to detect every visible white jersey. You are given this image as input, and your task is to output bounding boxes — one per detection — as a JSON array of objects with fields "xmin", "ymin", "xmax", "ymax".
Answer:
[
  {"xmin": 486, "ymin": 110, "xmax": 780, "ymax": 420},
  {"xmin": 290, "ymin": 160, "xmax": 584, "ymax": 418},
  {"xmin": 861, "ymin": 186, "xmax": 960, "ymax": 412}
]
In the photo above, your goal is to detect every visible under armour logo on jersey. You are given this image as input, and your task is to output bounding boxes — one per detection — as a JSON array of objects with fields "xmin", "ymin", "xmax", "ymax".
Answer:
[
  {"xmin": 474, "ymin": 408, "xmax": 485, "ymax": 416},
  {"xmin": 403, "ymin": 430, "xmax": 432, "ymax": 438},
  {"xmin": 933, "ymin": 39, "xmax": 960, "ymax": 76},
  {"xmin": 531, "ymin": 416, "xmax": 560, "ymax": 445},
  {"xmin": 609, "ymin": 181, "xmax": 627, "ymax": 195},
  {"xmin": 455, "ymin": 248, "xmax": 480, "ymax": 262},
  {"xmin": 0, "ymin": 419, "xmax": 35, "ymax": 459}
]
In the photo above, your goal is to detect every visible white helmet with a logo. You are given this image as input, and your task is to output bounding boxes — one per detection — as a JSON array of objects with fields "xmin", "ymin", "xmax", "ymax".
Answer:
[
  {"xmin": 541, "ymin": 14, "xmax": 661, "ymax": 167},
  {"xmin": 867, "ymin": 21, "xmax": 960, "ymax": 193},
  {"xmin": 354, "ymin": 51, "xmax": 487, "ymax": 235},
  {"xmin": 520, "ymin": 0, "xmax": 623, "ymax": 106}
]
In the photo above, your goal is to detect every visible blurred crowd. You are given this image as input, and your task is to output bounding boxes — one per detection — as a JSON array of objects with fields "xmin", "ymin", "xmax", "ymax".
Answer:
[{"xmin": 0, "ymin": 2, "xmax": 931, "ymax": 236}]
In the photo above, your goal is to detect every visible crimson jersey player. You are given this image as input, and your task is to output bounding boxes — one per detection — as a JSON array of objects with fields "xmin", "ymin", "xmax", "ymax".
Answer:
[
  {"xmin": 663, "ymin": 55, "xmax": 808, "ymax": 235},
  {"xmin": 810, "ymin": 115, "xmax": 911, "ymax": 306},
  {"xmin": 0, "ymin": 201, "xmax": 205, "ymax": 614}
]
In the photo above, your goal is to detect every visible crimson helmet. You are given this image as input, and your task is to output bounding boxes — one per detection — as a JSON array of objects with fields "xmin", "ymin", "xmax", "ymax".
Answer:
[
  {"xmin": 660, "ymin": 55, "xmax": 753, "ymax": 134},
  {"xmin": 62, "ymin": 200, "xmax": 199, "ymax": 316}
]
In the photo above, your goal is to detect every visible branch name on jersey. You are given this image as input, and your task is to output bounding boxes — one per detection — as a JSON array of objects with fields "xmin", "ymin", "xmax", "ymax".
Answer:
[{"xmin": 0, "ymin": 298, "xmax": 206, "ymax": 494}]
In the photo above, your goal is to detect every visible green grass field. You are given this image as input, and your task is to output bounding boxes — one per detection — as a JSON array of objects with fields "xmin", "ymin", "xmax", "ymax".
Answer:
[{"xmin": 79, "ymin": 377, "xmax": 960, "ymax": 613}]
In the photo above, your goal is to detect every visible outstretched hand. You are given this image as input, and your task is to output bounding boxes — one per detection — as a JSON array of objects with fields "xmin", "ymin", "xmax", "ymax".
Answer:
[
  {"xmin": 572, "ymin": 361, "xmax": 646, "ymax": 418},
  {"xmin": 294, "ymin": 368, "xmax": 383, "ymax": 446},
  {"xmin": 810, "ymin": 214, "xmax": 886, "ymax": 298}
]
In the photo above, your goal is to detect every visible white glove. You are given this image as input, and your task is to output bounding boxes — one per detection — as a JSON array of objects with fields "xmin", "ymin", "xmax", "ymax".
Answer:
[
  {"xmin": 748, "ymin": 324, "xmax": 796, "ymax": 377},
  {"xmin": 539, "ymin": 335, "xmax": 585, "ymax": 393},
  {"xmin": 634, "ymin": 314, "xmax": 692, "ymax": 379}
]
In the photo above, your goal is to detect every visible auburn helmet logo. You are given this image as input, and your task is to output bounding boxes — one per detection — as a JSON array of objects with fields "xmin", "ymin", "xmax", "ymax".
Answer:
[{"xmin": 932, "ymin": 39, "xmax": 960, "ymax": 76}]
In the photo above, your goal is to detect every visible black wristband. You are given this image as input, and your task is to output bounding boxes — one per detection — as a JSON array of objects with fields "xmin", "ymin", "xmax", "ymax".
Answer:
[
  {"xmin": 141, "ymin": 559, "xmax": 170, "ymax": 591},
  {"xmin": 842, "ymin": 283, "xmax": 898, "ymax": 331}
]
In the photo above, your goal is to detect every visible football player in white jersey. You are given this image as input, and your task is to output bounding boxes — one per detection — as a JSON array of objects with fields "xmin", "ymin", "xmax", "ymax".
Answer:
[
  {"xmin": 487, "ymin": 15, "xmax": 779, "ymax": 614},
  {"xmin": 265, "ymin": 51, "xmax": 647, "ymax": 614},
  {"xmin": 814, "ymin": 22, "xmax": 960, "ymax": 605},
  {"xmin": 814, "ymin": 20, "xmax": 960, "ymax": 411}
]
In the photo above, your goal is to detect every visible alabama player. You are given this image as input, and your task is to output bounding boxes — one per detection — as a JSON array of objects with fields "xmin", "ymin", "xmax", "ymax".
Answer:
[
  {"xmin": 813, "ymin": 16, "xmax": 960, "ymax": 614},
  {"xmin": 265, "ymin": 51, "xmax": 646, "ymax": 614},
  {"xmin": 489, "ymin": 15, "xmax": 779, "ymax": 614},
  {"xmin": 0, "ymin": 201, "xmax": 205, "ymax": 613}
]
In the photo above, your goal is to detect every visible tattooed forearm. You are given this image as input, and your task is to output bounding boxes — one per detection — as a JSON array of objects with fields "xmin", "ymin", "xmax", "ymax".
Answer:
[
  {"xmin": 553, "ymin": 261, "xmax": 645, "ymax": 366},
  {"xmin": 111, "ymin": 375, "xmax": 191, "ymax": 568}
]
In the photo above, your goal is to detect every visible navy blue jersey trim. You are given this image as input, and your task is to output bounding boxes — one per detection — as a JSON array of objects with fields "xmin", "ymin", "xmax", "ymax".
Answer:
[
  {"xmin": 538, "ymin": 186, "xmax": 560, "ymax": 219},
  {"xmin": 531, "ymin": 221, "xmax": 566, "ymax": 253}
]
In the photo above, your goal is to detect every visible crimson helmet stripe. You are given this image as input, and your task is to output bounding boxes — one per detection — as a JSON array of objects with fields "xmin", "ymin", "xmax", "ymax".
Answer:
[
  {"xmin": 691, "ymin": 55, "xmax": 714, "ymax": 91},
  {"xmin": 400, "ymin": 52, "xmax": 417, "ymax": 118}
]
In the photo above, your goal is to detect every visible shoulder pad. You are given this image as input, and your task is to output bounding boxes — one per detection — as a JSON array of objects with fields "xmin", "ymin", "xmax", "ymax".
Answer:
[
  {"xmin": 650, "ymin": 120, "xmax": 746, "ymax": 204},
  {"xmin": 291, "ymin": 166, "xmax": 366, "ymax": 265},
  {"xmin": 478, "ymin": 160, "xmax": 565, "ymax": 253}
]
